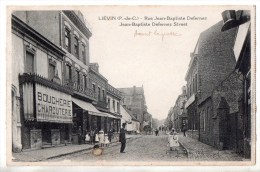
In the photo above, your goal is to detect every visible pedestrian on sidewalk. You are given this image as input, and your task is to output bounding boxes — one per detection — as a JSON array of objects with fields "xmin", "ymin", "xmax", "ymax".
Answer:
[
  {"xmin": 85, "ymin": 131, "xmax": 90, "ymax": 144},
  {"xmin": 183, "ymin": 125, "xmax": 187, "ymax": 137},
  {"xmin": 90, "ymin": 129, "xmax": 95, "ymax": 144},
  {"xmin": 119, "ymin": 123, "xmax": 127, "ymax": 153},
  {"xmin": 95, "ymin": 128, "xmax": 99, "ymax": 144},
  {"xmin": 98, "ymin": 130, "xmax": 105, "ymax": 147},
  {"xmin": 104, "ymin": 133, "xmax": 110, "ymax": 147},
  {"xmin": 108, "ymin": 128, "xmax": 113, "ymax": 142}
]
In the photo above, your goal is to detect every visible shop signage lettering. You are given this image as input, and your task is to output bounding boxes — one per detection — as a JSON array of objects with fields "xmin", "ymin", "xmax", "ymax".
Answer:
[{"xmin": 36, "ymin": 84, "xmax": 72, "ymax": 123}]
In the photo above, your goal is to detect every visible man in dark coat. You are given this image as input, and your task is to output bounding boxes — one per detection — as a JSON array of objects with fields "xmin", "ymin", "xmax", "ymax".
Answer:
[{"xmin": 119, "ymin": 123, "xmax": 126, "ymax": 153}]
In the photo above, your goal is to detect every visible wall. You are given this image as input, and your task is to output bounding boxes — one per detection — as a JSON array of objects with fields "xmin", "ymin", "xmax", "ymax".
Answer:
[
  {"xmin": 13, "ymin": 11, "xmax": 60, "ymax": 47},
  {"xmin": 198, "ymin": 98, "xmax": 214, "ymax": 146},
  {"xmin": 11, "ymin": 33, "xmax": 25, "ymax": 152},
  {"xmin": 197, "ymin": 21, "xmax": 237, "ymax": 105}
]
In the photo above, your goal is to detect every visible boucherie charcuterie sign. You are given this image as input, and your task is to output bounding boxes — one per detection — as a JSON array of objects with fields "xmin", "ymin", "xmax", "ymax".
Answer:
[{"xmin": 36, "ymin": 84, "xmax": 72, "ymax": 123}]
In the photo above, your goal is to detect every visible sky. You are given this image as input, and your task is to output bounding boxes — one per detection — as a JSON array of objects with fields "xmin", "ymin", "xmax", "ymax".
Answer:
[{"xmin": 80, "ymin": 6, "xmax": 249, "ymax": 120}]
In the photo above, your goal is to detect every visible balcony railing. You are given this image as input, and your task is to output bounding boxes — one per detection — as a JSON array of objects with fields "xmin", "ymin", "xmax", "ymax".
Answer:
[
  {"xmin": 96, "ymin": 100, "xmax": 108, "ymax": 109},
  {"xmin": 65, "ymin": 80, "xmax": 96, "ymax": 100},
  {"xmin": 19, "ymin": 73, "xmax": 73, "ymax": 95}
]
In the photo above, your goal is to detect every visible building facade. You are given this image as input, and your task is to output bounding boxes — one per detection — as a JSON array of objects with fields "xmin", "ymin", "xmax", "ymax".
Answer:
[
  {"xmin": 118, "ymin": 86, "xmax": 148, "ymax": 130},
  {"xmin": 184, "ymin": 20, "xmax": 238, "ymax": 141},
  {"xmin": 11, "ymin": 10, "xmax": 123, "ymax": 150},
  {"xmin": 172, "ymin": 86, "xmax": 187, "ymax": 132},
  {"xmin": 106, "ymin": 83, "xmax": 122, "ymax": 133},
  {"xmin": 12, "ymin": 14, "xmax": 73, "ymax": 151},
  {"xmin": 220, "ymin": 10, "xmax": 252, "ymax": 158}
]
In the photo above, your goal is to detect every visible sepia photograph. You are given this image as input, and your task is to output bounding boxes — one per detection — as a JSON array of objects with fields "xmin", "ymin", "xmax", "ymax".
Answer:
[{"xmin": 3, "ymin": 4, "xmax": 257, "ymax": 169}]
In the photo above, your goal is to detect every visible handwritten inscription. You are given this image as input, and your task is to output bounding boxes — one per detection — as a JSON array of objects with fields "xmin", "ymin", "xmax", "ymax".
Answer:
[{"xmin": 134, "ymin": 30, "xmax": 182, "ymax": 41}]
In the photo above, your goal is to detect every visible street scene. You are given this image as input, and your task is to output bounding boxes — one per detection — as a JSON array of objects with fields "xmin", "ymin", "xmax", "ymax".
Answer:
[{"xmin": 9, "ymin": 6, "xmax": 254, "ymax": 165}]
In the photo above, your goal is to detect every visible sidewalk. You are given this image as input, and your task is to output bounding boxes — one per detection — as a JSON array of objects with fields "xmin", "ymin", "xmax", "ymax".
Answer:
[
  {"xmin": 12, "ymin": 134, "xmax": 141, "ymax": 162},
  {"xmin": 178, "ymin": 134, "xmax": 245, "ymax": 161}
]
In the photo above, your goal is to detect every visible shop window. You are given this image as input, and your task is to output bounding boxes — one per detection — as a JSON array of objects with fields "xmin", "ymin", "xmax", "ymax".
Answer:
[
  {"xmin": 25, "ymin": 51, "xmax": 35, "ymax": 74},
  {"xmin": 74, "ymin": 36, "xmax": 79, "ymax": 58},
  {"xmin": 64, "ymin": 27, "xmax": 71, "ymax": 52},
  {"xmin": 65, "ymin": 64, "xmax": 72, "ymax": 83},
  {"xmin": 82, "ymin": 44, "xmax": 86, "ymax": 64}
]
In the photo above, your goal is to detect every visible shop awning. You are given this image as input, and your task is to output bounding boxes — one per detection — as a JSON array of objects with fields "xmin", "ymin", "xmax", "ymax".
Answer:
[
  {"xmin": 72, "ymin": 98, "xmax": 107, "ymax": 117},
  {"xmin": 104, "ymin": 113, "xmax": 120, "ymax": 119}
]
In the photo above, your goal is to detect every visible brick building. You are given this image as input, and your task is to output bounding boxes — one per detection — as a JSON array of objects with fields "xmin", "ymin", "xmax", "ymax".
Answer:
[
  {"xmin": 220, "ymin": 10, "xmax": 252, "ymax": 158},
  {"xmin": 185, "ymin": 20, "xmax": 238, "ymax": 141},
  {"xmin": 118, "ymin": 86, "xmax": 148, "ymax": 131}
]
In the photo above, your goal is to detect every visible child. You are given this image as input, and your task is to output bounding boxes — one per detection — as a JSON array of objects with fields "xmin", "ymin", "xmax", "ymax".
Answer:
[
  {"xmin": 98, "ymin": 130, "xmax": 105, "ymax": 147},
  {"xmin": 85, "ymin": 132, "xmax": 90, "ymax": 144},
  {"xmin": 104, "ymin": 133, "xmax": 110, "ymax": 147}
]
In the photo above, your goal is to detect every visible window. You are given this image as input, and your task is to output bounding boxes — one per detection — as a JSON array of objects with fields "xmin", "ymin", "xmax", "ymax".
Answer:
[
  {"xmin": 76, "ymin": 70, "xmax": 80, "ymax": 85},
  {"xmin": 83, "ymin": 75, "xmax": 87, "ymax": 90},
  {"xmin": 195, "ymin": 74, "xmax": 197, "ymax": 92},
  {"xmin": 117, "ymin": 102, "xmax": 120, "ymax": 113},
  {"xmin": 98, "ymin": 87, "xmax": 101, "ymax": 100},
  {"xmin": 74, "ymin": 36, "xmax": 79, "ymax": 57},
  {"xmin": 65, "ymin": 64, "xmax": 72, "ymax": 83},
  {"xmin": 25, "ymin": 51, "xmax": 34, "ymax": 73},
  {"xmin": 203, "ymin": 110, "xmax": 206, "ymax": 131},
  {"xmin": 48, "ymin": 63, "xmax": 55, "ymax": 80},
  {"xmin": 102, "ymin": 90, "xmax": 105, "ymax": 100},
  {"xmin": 113, "ymin": 100, "xmax": 115, "ymax": 111},
  {"xmin": 65, "ymin": 27, "xmax": 71, "ymax": 52},
  {"xmin": 207, "ymin": 107, "xmax": 210, "ymax": 131},
  {"xmin": 192, "ymin": 78, "xmax": 195, "ymax": 94},
  {"xmin": 107, "ymin": 98, "xmax": 110, "ymax": 109},
  {"xmin": 92, "ymin": 84, "xmax": 96, "ymax": 93},
  {"xmin": 82, "ymin": 44, "xmax": 86, "ymax": 64}
]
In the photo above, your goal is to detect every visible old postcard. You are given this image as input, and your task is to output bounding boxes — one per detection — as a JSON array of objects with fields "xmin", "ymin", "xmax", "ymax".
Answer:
[{"xmin": 4, "ymin": 4, "xmax": 257, "ymax": 168}]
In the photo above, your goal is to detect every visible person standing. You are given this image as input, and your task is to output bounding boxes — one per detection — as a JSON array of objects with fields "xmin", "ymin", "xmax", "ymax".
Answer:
[
  {"xmin": 90, "ymin": 129, "xmax": 95, "ymax": 144},
  {"xmin": 108, "ymin": 128, "xmax": 113, "ymax": 143},
  {"xmin": 183, "ymin": 124, "xmax": 187, "ymax": 137},
  {"xmin": 119, "ymin": 123, "xmax": 126, "ymax": 153}
]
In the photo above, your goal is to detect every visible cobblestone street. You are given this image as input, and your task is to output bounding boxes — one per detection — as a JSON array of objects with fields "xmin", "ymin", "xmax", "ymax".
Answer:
[{"xmin": 48, "ymin": 134, "xmax": 188, "ymax": 162}]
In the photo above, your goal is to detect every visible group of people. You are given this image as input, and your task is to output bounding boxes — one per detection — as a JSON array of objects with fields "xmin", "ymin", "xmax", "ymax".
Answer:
[
  {"xmin": 85, "ymin": 128, "xmax": 114, "ymax": 147},
  {"xmin": 167, "ymin": 128, "xmax": 179, "ymax": 151}
]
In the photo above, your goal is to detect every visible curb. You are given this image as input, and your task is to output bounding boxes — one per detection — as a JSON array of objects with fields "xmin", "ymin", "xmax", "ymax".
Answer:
[
  {"xmin": 178, "ymin": 140, "xmax": 190, "ymax": 159},
  {"xmin": 46, "ymin": 136, "xmax": 142, "ymax": 161}
]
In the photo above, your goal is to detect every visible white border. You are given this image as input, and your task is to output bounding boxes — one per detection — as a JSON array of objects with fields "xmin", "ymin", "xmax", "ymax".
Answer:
[{"xmin": 1, "ymin": 0, "xmax": 259, "ymax": 172}]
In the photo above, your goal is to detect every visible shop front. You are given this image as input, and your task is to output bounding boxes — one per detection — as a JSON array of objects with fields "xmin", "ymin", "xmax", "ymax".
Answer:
[
  {"xmin": 19, "ymin": 74, "xmax": 73, "ymax": 150},
  {"xmin": 72, "ymin": 98, "xmax": 108, "ymax": 144}
]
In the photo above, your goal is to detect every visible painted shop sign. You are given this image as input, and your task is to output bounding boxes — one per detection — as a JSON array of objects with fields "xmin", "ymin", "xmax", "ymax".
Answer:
[{"xmin": 36, "ymin": 84, "xmax": 73, "ymax": 123}]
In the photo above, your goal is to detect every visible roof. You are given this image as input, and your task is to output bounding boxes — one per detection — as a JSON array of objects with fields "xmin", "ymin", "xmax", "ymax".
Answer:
[
  {"xmin": 117, "ymin": 86, "xmax": 144, "ymax": 96},
  {"xmin": 122, "ymin": 106, "xmax": 139, "ymax": 121}
]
